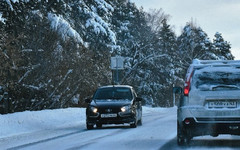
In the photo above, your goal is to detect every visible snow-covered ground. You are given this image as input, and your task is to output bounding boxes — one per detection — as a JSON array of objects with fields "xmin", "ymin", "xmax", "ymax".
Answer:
[
  {"xmin": 1, "ymin": 107, "xmax": 240, "ymax": 150},
  {"xmin": 0, "ymin": 108, "xmax": 85, "ymax": 139},
  {"xmin": 0, "ymin": 107, "xmax": 176, "ymax": 149},
  {"xmin": 0, "ymin": 107, "xmax": 172, "ymax": 139}
]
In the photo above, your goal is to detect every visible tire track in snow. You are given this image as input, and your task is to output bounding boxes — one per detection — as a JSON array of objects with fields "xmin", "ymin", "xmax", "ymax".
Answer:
[{"xmin": 7, "ymin": 129, "xmax": 85, "ymax": 150}]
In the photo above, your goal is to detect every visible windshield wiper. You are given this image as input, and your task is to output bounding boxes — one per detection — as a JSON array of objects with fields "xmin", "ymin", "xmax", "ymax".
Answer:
[{"xmin": 212, "ymin": 85, "xmax": 239, "ymax": 90}]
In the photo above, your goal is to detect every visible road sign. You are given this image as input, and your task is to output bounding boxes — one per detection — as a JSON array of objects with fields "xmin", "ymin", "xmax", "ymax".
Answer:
[{"xmin": 111, "ymin": 57, "xmax": 124, "ymax": 70}]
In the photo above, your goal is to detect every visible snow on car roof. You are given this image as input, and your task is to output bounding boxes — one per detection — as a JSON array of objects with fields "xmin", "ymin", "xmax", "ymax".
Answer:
[
  {"xmin": 195, "ymin": 66, "xmax": 240, "ymax": 74},
  {"xmin": 192, "ymin": 59, "xmax": 240, "ymax": 66},
  {"xmin": 185, "ymin": 59, "xmax": 240, "ymax": 81}
]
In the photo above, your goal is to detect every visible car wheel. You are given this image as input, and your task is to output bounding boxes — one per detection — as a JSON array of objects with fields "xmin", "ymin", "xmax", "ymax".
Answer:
[
  {"xmin": 177, "ymin": 122, "xmax": 190, "ymax": 146},
  {"xmin": 96, "ymin": 123, "xmax": 102, "ymax": 128},
  {"xmin": 177, "ymin": 136, "xmax": 190, "ymax": 146},
  {"xmin": 130, "ymin": 122, "xmax": 137, "ymax": 128},
  {"xmin": 86, "ymin": 122, "xmax": 94, "ymax": 130},
  {"xmin": 138, "ymin": 118, "xmax": 142, "ymax": 126},
  {"xmin": 130, "ymin": 115, "xmax": 137, "ymax": 128}
]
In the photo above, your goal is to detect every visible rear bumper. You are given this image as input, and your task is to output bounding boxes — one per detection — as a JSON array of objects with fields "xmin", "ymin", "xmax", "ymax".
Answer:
[
  {"xmin": 178, "ymin": 107, "xmax": 240, "ymax": 136},
  {"xmin": 178, "ymin": 106, "xmax": 240, "ymax": 122},
  {"xmin": 181, "ymin": 118, "xmax": 240, "ymax": 136}
]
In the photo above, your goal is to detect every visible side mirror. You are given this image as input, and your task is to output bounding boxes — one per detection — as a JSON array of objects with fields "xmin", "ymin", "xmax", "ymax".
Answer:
[
  {"xmin": 85, "ymin": 98, "xmax": 91, "ymax": 103},
  {"xmin": 136, "ymin": 97, "xmax": 143, "ymax": 102},
  {"xmin": 173, "ymin": 87, "xmax": 182, "ymax": 94}
]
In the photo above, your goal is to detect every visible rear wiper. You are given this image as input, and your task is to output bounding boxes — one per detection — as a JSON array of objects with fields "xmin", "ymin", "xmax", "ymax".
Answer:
[{"xmin": 212, "ymin": 85, "xmax": 239, "ymax": 90}]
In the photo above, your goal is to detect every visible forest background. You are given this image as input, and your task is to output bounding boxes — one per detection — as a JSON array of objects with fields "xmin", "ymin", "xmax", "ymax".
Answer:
[{"xmin": 0, "ymin": 0, "xmax": 234, "ymax": 112}]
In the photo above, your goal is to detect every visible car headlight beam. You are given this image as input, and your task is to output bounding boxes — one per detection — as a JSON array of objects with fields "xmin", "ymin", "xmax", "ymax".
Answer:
[
  {"xmin": 121, "ymin": 105, "xmax": 131, "ymax": 113},
  {"xmin": 91, "ymin": 107, "xmax": 98, "ymax": 113}
]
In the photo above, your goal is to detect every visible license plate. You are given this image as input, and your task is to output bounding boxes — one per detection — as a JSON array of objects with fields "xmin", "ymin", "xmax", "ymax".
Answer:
[
  {"xmin": 101, "ymin": 113, "xmax": 117, "ymax": 118},
  {"xmin": 208, "ymin": 101, "xmax": 237, "ymax": 108}
]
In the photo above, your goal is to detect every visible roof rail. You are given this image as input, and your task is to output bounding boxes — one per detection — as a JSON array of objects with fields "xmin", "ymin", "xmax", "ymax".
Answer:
[{"xmin": 192, "ymin": 59, "xmax": 240, "ymax": 65}]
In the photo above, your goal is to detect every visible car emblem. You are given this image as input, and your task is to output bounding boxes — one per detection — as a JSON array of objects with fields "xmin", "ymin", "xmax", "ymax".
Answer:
[{"xmin": 105, "ymin": 109, "xmax": 112, "ymax": 113}]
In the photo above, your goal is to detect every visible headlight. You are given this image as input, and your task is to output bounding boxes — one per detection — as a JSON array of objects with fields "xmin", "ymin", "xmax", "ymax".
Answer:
[
  {"xmin": 90, "ymin": 106, "xmax": 98, "ymax": 113},
  {"xmin": 121, "ymin": 105, "xmax": 131, "ymax": 113}
]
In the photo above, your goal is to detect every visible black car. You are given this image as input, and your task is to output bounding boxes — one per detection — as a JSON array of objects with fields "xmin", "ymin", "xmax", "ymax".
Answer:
[{"xmin": 85, "ymin": 85, "xmax": 142, "ymax": 129}]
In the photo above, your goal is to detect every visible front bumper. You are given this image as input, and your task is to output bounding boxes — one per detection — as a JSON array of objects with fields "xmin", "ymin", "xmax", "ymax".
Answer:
[{"xmin": 87, "ymin": 112, "xmax": 135, "ymax": 125}]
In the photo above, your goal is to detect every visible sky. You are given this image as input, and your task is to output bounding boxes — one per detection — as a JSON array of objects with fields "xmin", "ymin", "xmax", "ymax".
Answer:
[{"xmin": 132, "ymin": 0, "xmax": 240, "ymax": 59}]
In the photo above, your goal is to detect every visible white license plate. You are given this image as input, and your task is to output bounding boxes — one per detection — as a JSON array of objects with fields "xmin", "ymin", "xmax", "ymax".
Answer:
[
  {"xmin": 208, "ymin": 101, "xmax": 237, "ymax": 108},
  {"xmin": 101, "ymin": 113, "xmax": 117, "ymax": 118}
]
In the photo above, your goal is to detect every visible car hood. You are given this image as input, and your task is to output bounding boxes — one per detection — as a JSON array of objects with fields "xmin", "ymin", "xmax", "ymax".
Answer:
[{"xmin": 90, "ymin": 99, "xmax": 132, "ymax": 108}]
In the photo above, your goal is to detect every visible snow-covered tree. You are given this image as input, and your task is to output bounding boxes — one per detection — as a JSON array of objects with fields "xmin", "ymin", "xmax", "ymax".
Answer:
[
  {"xmin": 0, "ymin": 0, "xmax": 236, "ymax": 112},
  {"xmin": 177, "ymin": 23, "xmax": 216, "ymax": 78},
  {"xmin": 154, "ymin": 19, "xmax": 177, "ymax": 106},
  {"xmin": 213, "ymin": 32, "xmax": 234, "ymax": 60}
]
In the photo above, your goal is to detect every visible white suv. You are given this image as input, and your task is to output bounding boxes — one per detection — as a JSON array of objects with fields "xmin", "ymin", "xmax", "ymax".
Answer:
[{"xmin": 176, "ymin": 59, "xmax": 240, "ymax": 145}]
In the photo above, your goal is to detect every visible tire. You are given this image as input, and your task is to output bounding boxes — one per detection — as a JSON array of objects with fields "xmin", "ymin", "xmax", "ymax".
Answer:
[
  {"xmin": 86, "ymin": 122, "xmax": 94, "ymax": 130},
  {"xmin": 96, "ymin": 123, "xmax": 102, "ymax": 128},
  {"xmin": 130, "ymin": 115, "xmax": 137, "ymax": 128},
  {"xmin": 130, "ymin": 122, "xmax": 137, "ymax": 128},
  {"xmin": 177, "ymin": 135, "xmax": 190, "ymax": 146},
  {"xmin": 177, "ymin": 122, "xmax": 190, "ymax": 146},
  {"xmin": 138, "ymin": 118, "xmax": 142, "ymax": 126}
]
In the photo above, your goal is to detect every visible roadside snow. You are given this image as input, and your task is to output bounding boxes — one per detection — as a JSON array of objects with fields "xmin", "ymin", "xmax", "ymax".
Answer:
[
  {"xmin": 0, "ymin": 106, "xmax": 174, "ymax": 139},
  {"xmin": 0, "ymin": 108, "xmax": 85, "ymax": 139}
]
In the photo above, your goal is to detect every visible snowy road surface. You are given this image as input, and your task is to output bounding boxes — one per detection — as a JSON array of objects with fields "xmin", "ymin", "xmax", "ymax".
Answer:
[{"xmin": 1, "ymin": 107, "xmax": 240, "ymax": 150}]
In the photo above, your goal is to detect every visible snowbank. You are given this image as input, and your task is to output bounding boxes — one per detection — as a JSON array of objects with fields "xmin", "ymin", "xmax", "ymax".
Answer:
[
  {"xmin": 0, "ymin": 107, "xmax": 175, "ymax": 139},
  {"xmin": 0, "ymin": 108, "xmax": 85, "ymax": 138}
]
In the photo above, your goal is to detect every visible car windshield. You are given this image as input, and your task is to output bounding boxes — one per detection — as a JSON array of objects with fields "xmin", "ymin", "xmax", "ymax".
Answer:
[
  {"xmin": 193, "ymin": 68, "xmax": 240, "ymax": 90},
  {"xmin": 93, "ymin": 87, "xmax": 133, "ymax": 100}
]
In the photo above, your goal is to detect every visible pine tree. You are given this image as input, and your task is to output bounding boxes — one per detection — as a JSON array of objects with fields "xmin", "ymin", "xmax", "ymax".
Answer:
[
  {"xmin": 177, "ymin": 23, "xmax": 216, "ymax": 78},
  {"xmin": 155, "ymin": 19, "xmax": 177, "ymax": 106},
  {"xmin": 213, "ymin": 32, "xmax": 234, "ymax": 60}
]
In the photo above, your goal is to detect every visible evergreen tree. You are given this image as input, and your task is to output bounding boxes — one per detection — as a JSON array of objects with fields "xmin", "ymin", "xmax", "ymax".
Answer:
[
  {"xmin": 155, "ymin": 19, "xmax": 177, "ymax": 106},
  {"xmin": 213, "ymin": 32, "xmax": 234, "ymax": 60},
  {"xmin": 177, "ymin": 23, "xmax": 216, "ymax": 78},
  {"xmin": 0, "ymin": 0, "xmax": 236, "ymax": 111}
]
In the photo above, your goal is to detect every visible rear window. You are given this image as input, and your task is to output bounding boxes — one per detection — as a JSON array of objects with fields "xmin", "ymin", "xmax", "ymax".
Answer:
[
  {"xmin": 192, "ymin": 67, "xmax": 240, "ymax": 90},
  {"xmin": 93, "ymin": 87, "xmax": 133, "ymax": 100}
]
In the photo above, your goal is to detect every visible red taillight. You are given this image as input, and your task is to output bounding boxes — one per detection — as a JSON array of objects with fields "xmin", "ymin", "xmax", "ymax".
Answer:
[
  {"xmin": 184, "ymin": 81, "xmax": 190, "ymax": 96},
  {"xmin": 184, "ymin": 70, "xmax": 194, "ymax": 96},
  {"xmin": 184, "ymin": 86, "xmax": 189, "ymax": 96}
]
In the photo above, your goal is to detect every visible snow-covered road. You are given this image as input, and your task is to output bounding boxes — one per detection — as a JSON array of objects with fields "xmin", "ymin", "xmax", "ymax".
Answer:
[{"xmin": 1, "ymin": 107, "xmax": 240, "ymax": 150}]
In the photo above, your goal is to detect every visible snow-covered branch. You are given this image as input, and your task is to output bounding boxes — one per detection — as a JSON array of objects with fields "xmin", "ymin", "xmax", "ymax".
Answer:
[
  {"xmin": 121, "ymin": 54, "xmax": 167, "ymax": 84},
  {"xmin": 18, "ymin": 64, "xmax": 41, "ymax": 83}
]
